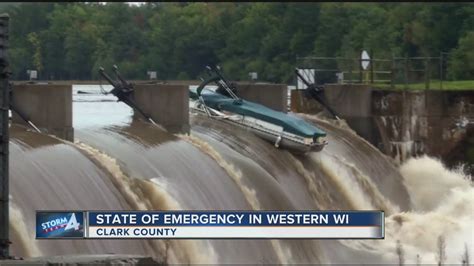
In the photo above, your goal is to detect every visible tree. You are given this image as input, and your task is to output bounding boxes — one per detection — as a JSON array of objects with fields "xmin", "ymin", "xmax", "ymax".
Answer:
[
  {"xmin": 0, "ymin": 2, "xmax": 472, "ymax": 82},
  {"xmin": 448, "ymin": 31, "xmax": 474, "ymax": 80},
  {"xmin": 26, "ymin": 32, "xmax": 42, "ymax": 74}
]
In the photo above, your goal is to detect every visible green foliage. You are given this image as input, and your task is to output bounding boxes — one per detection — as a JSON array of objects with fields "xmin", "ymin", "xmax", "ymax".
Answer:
[
  {"xmin": 375, "ymin": 80, "xmax": 474, "ymax": 90},
  {"xmin": 0, "ymin": 3, "xmax": 472, "ymax": 82},
  {"xmin": 27, "ymin": 32, "xmax": 42, "ymax": 72},
  {"xmin": 448, "ymin": 32, "xmax": 474, "ymax": 80}
]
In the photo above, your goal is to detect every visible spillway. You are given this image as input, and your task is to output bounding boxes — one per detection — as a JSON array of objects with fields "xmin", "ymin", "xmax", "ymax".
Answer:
[{"xmin": 7, "ymin": 85, "xmax": 473, "ymax": 264}]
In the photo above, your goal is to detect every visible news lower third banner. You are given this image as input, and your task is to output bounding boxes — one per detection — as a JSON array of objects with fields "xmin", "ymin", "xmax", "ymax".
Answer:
[{"xmin": 36, "ymin": 211, "xmax": 384, "ymax": 239}]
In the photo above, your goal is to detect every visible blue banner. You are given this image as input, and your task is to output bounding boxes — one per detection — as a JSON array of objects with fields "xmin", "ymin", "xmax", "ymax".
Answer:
[
  {"xmin": 36, "ymin": 211, "xmax": 85, "ymax": 238},
  {"xmin": 88, "ymin": 211, "xmax": 383, "ymax": 227}
]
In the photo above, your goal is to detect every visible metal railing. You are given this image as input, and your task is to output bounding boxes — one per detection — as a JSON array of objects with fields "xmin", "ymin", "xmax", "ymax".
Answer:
[{"xmin": 296, "ymin": 53, "xmax": 453, "ymax": 90}]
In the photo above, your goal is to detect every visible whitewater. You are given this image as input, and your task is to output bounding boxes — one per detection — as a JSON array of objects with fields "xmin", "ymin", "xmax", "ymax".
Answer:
[{"xmin": 6, "ymin": 85, "xmax": 472, "ymax": 264}]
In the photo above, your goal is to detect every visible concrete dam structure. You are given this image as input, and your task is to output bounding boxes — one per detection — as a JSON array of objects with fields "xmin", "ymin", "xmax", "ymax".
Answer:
[
  {"xmin": 4, "ymin": 81, "xmax": 473, "ymax": 264},
  {"xmin": 291, "ymin": 85, "xmax": 474, "ymax": 172}
]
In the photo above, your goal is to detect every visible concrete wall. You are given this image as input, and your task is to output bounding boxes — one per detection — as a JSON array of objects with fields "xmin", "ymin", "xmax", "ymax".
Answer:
[
  {"xmin": 132, "ymin": 83, "xmax": 189, "ymax": 133},
  {"xmin": 291, "ymin": 85, "xmax": 474, "ymax": 170},
  {"xmin": 12, "ymin": 83, "xmax": 73, "ymax": 141},
  {"xmin": 236, "ymin": 82, "xmax": 288, "ymax": 112},
  {"xmin": 372, "ymin": 90, "xmax": 473, "ymax": 163},
  {"xmin": 291, "ymin": 90, "xmax": 321, "ymax": 114},
  {"xmin": 324, "ymin": 85, "xmax": 376, "ymax": 144},
  {"xmin": 324, "ymin": 84, "xmax": 373, "ymax": 117}
]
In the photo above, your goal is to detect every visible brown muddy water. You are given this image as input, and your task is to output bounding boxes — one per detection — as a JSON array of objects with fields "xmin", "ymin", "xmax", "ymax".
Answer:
[{"xmin": 7, "ymin": 85, "xmax": 473, "ymax": 264}]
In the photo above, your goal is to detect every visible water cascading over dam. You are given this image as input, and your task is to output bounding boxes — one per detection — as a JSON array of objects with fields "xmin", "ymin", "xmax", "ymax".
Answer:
[{"xmin": 7, "ymin": 85, "xmax": 473, "ymax": 264}]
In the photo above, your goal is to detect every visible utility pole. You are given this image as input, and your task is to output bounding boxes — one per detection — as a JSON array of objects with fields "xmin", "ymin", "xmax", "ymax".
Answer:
[{"xmin": 0, "ymin": 13, "xmax": 10, "ymax": 259}]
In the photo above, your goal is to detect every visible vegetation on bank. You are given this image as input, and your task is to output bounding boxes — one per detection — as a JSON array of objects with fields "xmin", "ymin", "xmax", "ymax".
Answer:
[
  {"xmin": 374, "ymin": 80, "xmax": 474, "ymax": 90},
  {"xmin": 0, "ymin": 2, "xmax": 472, "ymax": 83}
]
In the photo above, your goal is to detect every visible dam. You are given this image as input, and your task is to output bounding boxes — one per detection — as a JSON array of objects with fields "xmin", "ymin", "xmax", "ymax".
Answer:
[
  {"xmin": 0, "ymin": 2, "xmax": 471, "ymax": 265},
  {"xmin": 4, "ymin": 83, "xmax": 472, "ymax": 264}
]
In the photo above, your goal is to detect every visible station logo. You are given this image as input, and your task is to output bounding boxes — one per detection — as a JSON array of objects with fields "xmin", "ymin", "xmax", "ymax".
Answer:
[{"xmin": 36, "ymin": 211, "xmax": 84, "ymax": 238}]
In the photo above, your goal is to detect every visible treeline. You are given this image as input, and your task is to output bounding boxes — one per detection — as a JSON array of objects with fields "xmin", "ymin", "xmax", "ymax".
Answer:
[{"xmin": 0, "ymin": 2, "xmax": 472, "ymax": 82}]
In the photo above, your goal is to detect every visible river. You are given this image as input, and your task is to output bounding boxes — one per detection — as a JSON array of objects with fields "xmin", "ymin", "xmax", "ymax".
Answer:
[{"xmin": 8, "ymin": 85, "xmax": 473, "ymax": 264}]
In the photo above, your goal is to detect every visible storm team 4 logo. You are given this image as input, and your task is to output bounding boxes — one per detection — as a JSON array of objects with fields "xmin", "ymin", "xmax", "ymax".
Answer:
[
  {"xmin": 36, "ymin": 212, "xmax": 84, "ymax": 238},
  {"xmin": 42, "ymin": 213, "xmax": 81, "ymax": 233}
]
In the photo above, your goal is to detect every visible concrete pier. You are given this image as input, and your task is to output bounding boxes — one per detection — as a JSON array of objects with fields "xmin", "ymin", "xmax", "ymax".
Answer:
[
  {"xmin": 132, "ymin": 83, "xmax": 190, "ymax": 133},
  {"xmin": 131, "ymin": 81, "xmax": 287, "ymax": 132},
  {"xmin": 236, "ymin": 82, "xmax": 288, "ymax": 112},
  {"xmin": 11, "ymin": 83, "xmax": 73, "ymax": 141},
  {"xmin": 291, "ymin": 85, "xmax": 375, "ymax": 143},
  {"xmin": 324, "ymin": 85, "xmax": 375, "ymax": 144}
]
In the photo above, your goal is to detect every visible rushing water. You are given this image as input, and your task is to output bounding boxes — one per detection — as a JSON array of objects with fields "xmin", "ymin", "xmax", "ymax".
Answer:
[{"xmin": 8, "ymin": 85, "xmax": 473, "ymax": 264}]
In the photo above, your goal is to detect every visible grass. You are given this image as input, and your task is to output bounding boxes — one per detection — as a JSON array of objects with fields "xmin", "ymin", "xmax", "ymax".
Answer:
[{"xmin": 372, "ymin": 80, "xmax": 474, "ymax": 91}]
